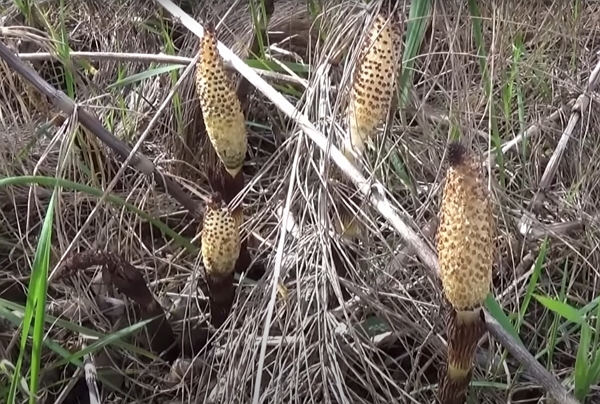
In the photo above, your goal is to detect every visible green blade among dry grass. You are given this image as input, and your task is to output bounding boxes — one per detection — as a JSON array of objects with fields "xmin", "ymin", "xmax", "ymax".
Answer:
[
  {"xmin": 398, "ymin": 0, "xmax": 430, "ymax": 109},
  {"xmin": 3, "ymin": 0, "xmax": 600, "ymax": 403},
  {"xmin": 6, "ymin": 189, "xmax": 56, "ymax": 404}
]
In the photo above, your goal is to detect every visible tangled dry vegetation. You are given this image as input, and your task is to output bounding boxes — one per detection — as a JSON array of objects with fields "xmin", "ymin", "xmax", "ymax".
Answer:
[{"xmin": 2, "ymin": 0, "xmax": 600, "ymax": 403}]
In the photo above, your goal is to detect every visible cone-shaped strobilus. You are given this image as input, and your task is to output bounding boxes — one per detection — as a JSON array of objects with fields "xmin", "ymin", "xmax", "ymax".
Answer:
[
  {"xmin": 201, "ymin": 195, "xmax": 242, "ymax": 328},
  {"xmin": 195, "ymin": 27, "xmax": 247, "ymax": 179},
  {"xmin": 345, "ymin": 12, "xmax": 400, "ymax": 164},
  {"xmin": 436, "ymin": 143, "xmax": 495, "ymax": 404}
]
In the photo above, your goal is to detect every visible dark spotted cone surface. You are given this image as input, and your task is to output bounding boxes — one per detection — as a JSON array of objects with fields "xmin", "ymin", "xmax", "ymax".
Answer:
[
  {"xmin": 437, "ymin": 142, "xmax": 495, "ymax": 312},
  {"xmin": 196, "ymin": 28, "xmax": 247, "ymax": 177},
  {"xmin": 201, "ymin": 197, "xmax": 241, "ymax": 327},
  {"xmin": 436, "ymin": 143, "xmax": 494, "ymax": 404},
  {"xmin": 347, "ymin": 13, "xmax": 400, "ymax": 158}
]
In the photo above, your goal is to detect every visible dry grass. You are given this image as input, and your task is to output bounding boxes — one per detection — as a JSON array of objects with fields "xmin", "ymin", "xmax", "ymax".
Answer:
[{"xmin": 2, "ymin": 0, "xmax": 600, "ymax": 403}]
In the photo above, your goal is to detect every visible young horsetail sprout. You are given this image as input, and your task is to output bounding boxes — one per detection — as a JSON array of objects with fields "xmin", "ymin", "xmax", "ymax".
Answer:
[
  {"xmin": 436, "ymin": 142, "xmax": 495, "ymax": 404},
  {"xmin": 195, "ymin": 27, "xmax": 248, "ymax": 178},
  {"xmin": 201, "ymin": 195, "xmax": 242, "ymax": 328},
  {"xmin": 345, "ymin": 12, "xmax": 399, "ymax": 164}
]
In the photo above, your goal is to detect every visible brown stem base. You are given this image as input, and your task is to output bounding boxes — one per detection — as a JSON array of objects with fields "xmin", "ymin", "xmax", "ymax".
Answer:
[
  {"xmin": 328, "ymin": 182, "xmax": 362, "ymax": 308},
  {"xmin": 210, "ymin": 166, "xmax": 245, "ymax": 206},
  {"xmin": 59, "ymin": 250, "xmax": 180, "ymax": 362},
  {"xmin": 141, "ymin": 304, "xmax": 179, "ymax": 363},
  {"xmin": 206, "ymin": 271, "xmax": 235, "ymax": 328},
  {"xmin": 329, "ymin": 241, "xmax": 355, "ymax": 308},
  {"xmin": 438, "ymin": 307, "xmax": 486, "ymax": 404}
]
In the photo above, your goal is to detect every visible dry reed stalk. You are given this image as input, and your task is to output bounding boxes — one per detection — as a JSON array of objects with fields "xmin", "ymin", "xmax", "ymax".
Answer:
[
  {"xmin": 20, "ymin": 62, "xmax": 113, "ymax": 182},
  {"xmin": 436, "ymin": 143, "xmax": 495, "ymax": 404}
]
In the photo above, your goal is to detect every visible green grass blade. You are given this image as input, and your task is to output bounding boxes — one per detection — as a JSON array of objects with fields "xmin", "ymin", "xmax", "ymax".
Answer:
[
  {"xmin": 516, "ymin": 238, "xmax": 548, "ymax": 332},
  {"xmin": 485, "ymin": 294, "xmax": 524, "ymax": 347},
  {"xmin": 574, "ymin": 324, "xmax": 592, "ymax": 401},
  {"xmin": 51, "ymin": 317, "xmax": 157, "ymax": 370},
  {"xmin": 245, "ymin": 59, "xmax": 310, "ymax": 74},
  {"xmin": 589, "ymin": 347, "xmax": 600, "ymax": 386},
  {"xmin": 107, "ymin": 65, "xmax": 183, "ymax": 90},
  {"xmin": 28, "ymin": 192, "xmax": 55, "ymax": 404},
  {"xmin": 0, "ymin": 298, "xmax": 158, "ymax": 361},
  {"xmin": 7, "ymin": 191, "xmax": 56, "ymax": 404},
  {"xmin": 534, "ymin": 294, "xmax": 586, "ymax": 326},
  {"xmin": 0, "ymin": 305, "xmax": 82, "ymax": 367},
  {"xmin": 398, "ymin": 0, "xmax": 431, "ymax": 108},
  {"xmin": 0, "ymin": 176, "xmax": 197, "ymax": 254},
  {"xmin": 0, "ymin": 304, "xmax": 153, "ymax": 396}
]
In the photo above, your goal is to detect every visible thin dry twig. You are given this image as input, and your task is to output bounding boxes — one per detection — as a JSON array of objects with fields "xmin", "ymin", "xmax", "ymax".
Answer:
[
  {"xmin": 519, "ymin": 57, "xmax": 600, "ymax": 236},
  {"xmin": 15, "ymin": 51, "xmax": 306, "ymax": 86},
  {"xmin": 153, "ymin": 1, "xmax": 581, "ymax": 403},
  {"xmin": 485, "ymin": 100, "xmax": 573, "ymax": 167},
  {"xmin": 0, "ymin": 40, "xmax": 201, "ymax": 218}
]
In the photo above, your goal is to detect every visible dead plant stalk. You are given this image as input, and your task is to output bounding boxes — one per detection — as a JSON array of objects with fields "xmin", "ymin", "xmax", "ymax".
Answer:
[{"xmin": 518, "ymin": 57, "xmax": 600, "ymax": 237}]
